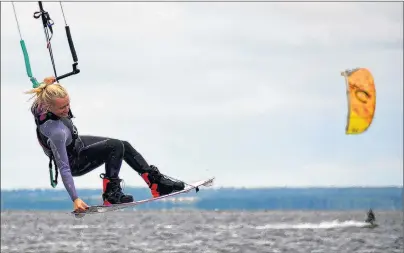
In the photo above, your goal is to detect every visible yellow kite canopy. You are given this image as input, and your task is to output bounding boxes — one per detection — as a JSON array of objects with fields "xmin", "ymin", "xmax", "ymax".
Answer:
[{"xmin": 340, "ymin": 68, "xmax": 376, "ymax": 134}]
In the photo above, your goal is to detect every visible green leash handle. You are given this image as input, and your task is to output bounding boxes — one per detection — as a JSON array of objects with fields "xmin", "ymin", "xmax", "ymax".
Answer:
[
  {"xmin": 49, "ymin": 164, "xmax": 57, "ymax": 188},
  {"xmin": 19, "ymin": 39, "xmax": 39, "ymax": 88}
]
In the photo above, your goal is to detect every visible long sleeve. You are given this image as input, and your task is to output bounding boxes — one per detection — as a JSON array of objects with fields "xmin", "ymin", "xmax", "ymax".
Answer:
[{"xmin": 40, "ymin": 120, "xmax": 78, "ymax": 202}]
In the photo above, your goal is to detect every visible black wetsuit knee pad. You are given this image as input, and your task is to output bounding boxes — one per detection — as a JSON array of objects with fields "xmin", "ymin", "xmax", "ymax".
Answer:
[{"xmin": 105, "ymin": 139, "xmax": 125, "ymax": 156}]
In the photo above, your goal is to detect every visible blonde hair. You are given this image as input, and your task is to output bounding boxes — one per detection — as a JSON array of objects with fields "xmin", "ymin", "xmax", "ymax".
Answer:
[{"xmin": 25, "ymin": 82, "xmax": 69, "ymax": 112}]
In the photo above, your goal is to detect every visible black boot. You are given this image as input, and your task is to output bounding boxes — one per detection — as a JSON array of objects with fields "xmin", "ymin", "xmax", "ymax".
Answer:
[
  {"xmin": 100, "ymin": 174, "xmax": 134, "ymax": 205},
  {"xmin": 140, "ymin": 165, "xmax": 185, "ymax": 198}
]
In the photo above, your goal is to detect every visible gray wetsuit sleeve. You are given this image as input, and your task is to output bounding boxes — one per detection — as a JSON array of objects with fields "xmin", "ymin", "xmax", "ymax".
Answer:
[{"xmin": 40, "ymin": 120, "xmax": 78, "ymax": 202}]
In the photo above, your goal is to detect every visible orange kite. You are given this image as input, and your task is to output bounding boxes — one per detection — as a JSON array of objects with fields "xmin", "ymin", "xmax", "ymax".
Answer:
[{"xmin": 340, "ymin": 68, "xmax": 376, "ymax": 134}]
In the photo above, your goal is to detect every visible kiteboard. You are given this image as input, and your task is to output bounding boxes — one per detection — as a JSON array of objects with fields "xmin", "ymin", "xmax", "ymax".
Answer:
[
  {"xmin": 72, "ymin": 177, "xmax": 215, "ymax": 218},
  {"xmin": 363, "ymin": 222, "xmax": 378, "ymax": 228}
]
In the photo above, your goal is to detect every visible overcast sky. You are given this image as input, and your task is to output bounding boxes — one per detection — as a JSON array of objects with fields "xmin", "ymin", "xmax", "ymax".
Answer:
[{"xmin": 1, "ymin": 1, "xmax": 403, "ymax": 191}]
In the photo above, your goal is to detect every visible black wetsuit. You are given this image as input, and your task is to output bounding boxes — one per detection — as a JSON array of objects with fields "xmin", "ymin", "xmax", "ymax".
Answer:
[
  {"xmin": 33, "ymin": 106, "xmax": 154, "ymax": 201},
  {"xmin": 366, "ymin": 211, "xmax": 375, "ymax": 223}
]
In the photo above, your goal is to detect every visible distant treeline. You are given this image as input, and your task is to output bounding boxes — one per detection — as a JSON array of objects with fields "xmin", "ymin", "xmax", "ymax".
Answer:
[{"xmin": 1, "ymin": 187, "xmax": 402, "ymax": 211}]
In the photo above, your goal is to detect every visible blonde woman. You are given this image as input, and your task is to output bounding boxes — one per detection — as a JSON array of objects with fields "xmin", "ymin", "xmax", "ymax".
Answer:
[{"xmin": 26, "ymin": 77, "xmax": 185, "ymax": 212}]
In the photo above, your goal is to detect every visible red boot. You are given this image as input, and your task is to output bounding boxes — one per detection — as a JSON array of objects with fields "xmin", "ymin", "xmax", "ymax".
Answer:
[
  {"xmin": 141, "ymin": 165, "xmax": 185, "ymax": 198},
  {"xmin": 102, "ymin": 175, "xmax": 112, "ymax": 206},
  {"xmin": 100, "ymin": 173, "xmax": 134, "ymax": 205}
]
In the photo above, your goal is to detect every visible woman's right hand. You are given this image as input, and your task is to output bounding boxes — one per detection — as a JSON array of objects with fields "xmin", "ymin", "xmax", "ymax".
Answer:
[{"xmin": 73, "ymin": 198, "xmax": 89, "ymax": 212}]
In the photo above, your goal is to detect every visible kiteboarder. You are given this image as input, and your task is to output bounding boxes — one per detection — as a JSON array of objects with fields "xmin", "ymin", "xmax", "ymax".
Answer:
[
  {"xmin": 365, "ymin": 208, "xmax": 376, "ymax": 224},
  {"xmin": 25, "ymin": 77, "xmax": 185, "ymax": 212}
]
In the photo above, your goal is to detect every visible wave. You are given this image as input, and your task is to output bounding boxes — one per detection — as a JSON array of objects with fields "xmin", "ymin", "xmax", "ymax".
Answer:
[{"xmin": 255, "ymin": 220, "xmax": 374, "ymax": 230}]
